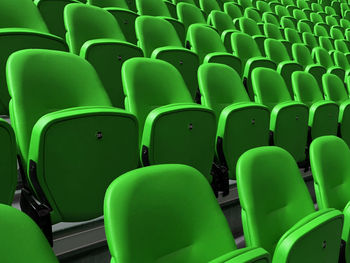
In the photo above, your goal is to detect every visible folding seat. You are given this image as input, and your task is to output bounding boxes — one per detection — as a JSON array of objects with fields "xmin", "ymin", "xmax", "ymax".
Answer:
[
  {"xmin": 292, "ymin": 71, "xmax": 339, "ymax": 139},
  {"xmin": 334, "ymin": 39, "xmax": 350, "ymax": 61},
  {"xmin": 64, "ymin": 4, "xmax": 143, "ymax": 108},
  {"xmin": 326, "ymin": 16, "xmax": 340, "ymax": 28},
  {"xmin": 136, "ymin": 0, "xmax": 185, "ymax": 42},
  {"xmin": 293, "ymin": 9, "xmax": 310, "ymax": 23},
  {"xmin": 237, "ymin": 146, "xmax": 343, "ymax": 263},
  {"xmin": 104, "ymin": 164, "xmax": 271, "ymax": 263},
  {"xmin": 314, "ymin": 23, "xmax": 330, "ymax": 38},
  {"xmin": 323, "ymin": 74, "xmax": 350, "ymax": 145},
  {"xmin": 251, "ymin": 68, "xmax": 309, "ymax": 163},
  {"xmin": 310, "ymin": 12, "xmax": 325, "ymax": 25},
  {"xmin": 223, "ymin": 2, "xmax": 243, "ymax": 20},
  {"xmin": 284, "ymin": 28, "xmax": 302, "ymax": 44},
  {"xmin": 265, "ymin": 39, "xmax": 303, "ymax": 97},
  {"xmin": 296, "ymin": 0, "xmax": 310, "ymax": 10},
  {"xmin": 262, "ymin": 12, "xmax": 280, "ymax": 26},
  {"xmin": 238, "ymin": 0, "xmax": 253, "ymax": 10},
  {"xmin": 0, "ymin": 0, "xmax": 68, "ymax": 115},
  {"xmin": 198, "ymin": 63, "xmax": 270, "ymax": 180},
  {"xmin": 312, "ymin": 47, "xmax": 345, "ymax": 80},
  {"xmin": 231, "ymin": 32, "xmax": 276, "ymax": 99},
  {"xmin": 263, "ymin": 23, "xmax": 291, "ymax": 54},
  {"xmin": 35, "ymin": 0, "xmax": 78, "ymax": 39},
  {"xmin": 136, "ymin": 16, "xmax": 199, "ymax": 100},
  {"xmin": 7, "ymin": 49, "xmax": 139, "ymax": 244},
  {"xmin": 303, "ymin": 32, "xmax": 319, "ymax": 51},
  {"xmin": 331, "ymin": 1, "xmax": 342, "ymax": 16},
  {"xmin": 330, "ymin": 27, "xmax": 345, "ymax": 41},
  {"xmin": 0, "ymin": 120, "xmax": 16, "ymax": 205},
  {"xmin": 122, "ymin": 57, "xmax": 217, "ymax": 184},
  {"xmin": 208, "ymin": 11, "xmax": 238, "ymax": 53},
  {"xmin": 333, "ymin": 50, "xmax": 350, "ymax": 78},
  {"xmin": 280, "ymin": 16, "xmax": 297, "ymax": 30},
  {"xmin": 325, "ymin": 6, "xmax": 337, "ymax": 17},
  {"xmin": 256, "ymin": 0, "xmax": 272, "ymax": 14},
  {"xmin": 87, "ymin": 0, "xmax": 130, "ymax": 8},
  {"xmin": 297, "ymin": 21, "xmax": 312, "ymax": 34},
  {"xmin": 236, "ymin": 17, "xmax": 266, "ymax": 55},
  {"xmin": 177, "ymin": 2, "xmax": 206, "ymax": 32},
  {"xmin": 173, "ymin": 0, "xmax": 198, "ymax": 5},
  {"xmin": 292, "ymin": 43, "xmax": 327, "ymax": 88},
  {"xmin": 244, "ymin": 7, "xmax": 262, "ymax": 23},
  {"xmin": 341, "ymin": 2, "xmax": 350, "ymax": 17},
  {"xmin": 311, "ymin": 2, "xmax": 324, "ymax": 13},
  {"xmin": 341, "ymin": 18, "xmax": 350, "ymax": 30},
  {"xmin": 198, "ymin": 0, "xmax": 221, "ymax": 15},
  {"xmin": 0, "ymin": 204, "xmax": 59, "ymax": 263},
  {"xmin": 310, "ymin": 135, "xmax": 350, "ymax": 262},
  {"xmin": 275, "ymin": 5, "xmax": 292, "ymax": 19},
  {"xmin": 319, "ymin": 36, "xmax": 336, "ymax": 53}
]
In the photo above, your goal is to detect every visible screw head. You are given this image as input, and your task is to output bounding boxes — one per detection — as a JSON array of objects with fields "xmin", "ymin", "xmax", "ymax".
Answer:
[
  {"xmin": 117, "ymin": 55, "xmax": 122, "ymax": 61},
  {"xmin": 251, "ymin": 119, "xmax": 255, "ymax": 124},
  {"xmin": 296, "ymin": 115, "xmax": 299, "ymax": 120},
  {"xmin": 322, "ymin": 240, "xmax": 327, "ymax": 249},
  {"xmin": 96, "ymin": 131, "xmax": 103, "ymax": 139},
  {"xmin": 179, "ymin": 60, "xmax": 183, "ymax": 65},
  {"xmin": 189, "ymin": 123, "xmax": 193, "ymax": 130},
  {"xmin": 123, "ymin": 20, "xmax": 128, "ymax": 25}
]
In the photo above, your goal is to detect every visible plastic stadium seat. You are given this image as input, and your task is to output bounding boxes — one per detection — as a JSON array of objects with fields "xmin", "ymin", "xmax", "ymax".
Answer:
[
  {"xmin": 104, "ymin": 164, "xmax": 271, "ymax": 263},
  {"xmin": 187, "ymin": 24, "xmax": 242, "ymax": 77},
  {"xmin": 173, "ymin": 0, "xmax": 198, "ymax": 6},
  {"xmin": 223, "ymin": 2, "xmax": 243, "ymax": 20},
  {"xmin": 298, "ymin": 21, "xmax": 312, "ymax": 34},
  {"xmin": 322, "ymin": 73, "xmax": 350, "ymax": 146},
  {"xmin": 64, "ymin": 3, "xmax": 143, "ymax": 108},
  {"xmin": 292, "ymin": 43, "xmax": 327, "ymax": 88},
  {"xmin": 238, "ymin": 0, "xmax": 253, "ymax": 10},
  {"xmin": 0, "ymin": 204, "xmax": 58, "ymax": 263},
  {"xmin": 252, "ymin": 68, "xmax": 309, "ymax": 164},
  {"xmin": 303, "ymin": 32, "xmax": 319, "ymax": 50},
  {"xmin": 284, "ymin": 28, "xmax": 302, "ymax": 44},
  {"xmin": 34, "ymin": 0, "xmax": 79, "ymax": 39},
  {"xmin": 88, "ymin": 0, "xmax": 130, "ymax": 8},
  {"xmin": 0, "ymin": 0, "xmax": 68, "ymax": 115},
  {"xmin": 237, "ymin": 146, "xmax": 344, "ymax": 263},
  {"xmin": 262, "ymin": 12, "xmax": 279, "ymax": 26},
  {"xmin": 314, "ymin": 24, "xmax": 330, "ymax": 38},
  {"xmin": 231, "ymin": 32, "xmax": 276, "ymax": 99},
  {"xmin": 291, "ymin": 71, "xmax": 338, "ymax": 139},
  {"xmin": 237, "ymin": 17, "xmax": 266, "ymax": 55},
  {"xmin": 199, "ymin": 0, "xmax": 221, "ymax": 14},
  {"xmin": 341, "ymin": 18, "xmax": 350, "ymax": 30},
  {"xmin": 312, "ymin": 47, "xmax": 345, "ymax": 81},
  {"xmin": 135, "ymin": 16, "xmax": 199, "ymax": 100},
  {"xmin": 256, "ymin": 0, "xmax": 272, "ymax": 14},
  {"xmin": 310, "ymin": 12, "xmax": 325, "ymax": 25},
  {"xmin": 280, "ymin": 16, "xmax": 297, "ymax": 30},
  {"xmin": 331, "ymin": 27, "xmax": 345, "ymax": 40},
  {"xmin": 275, "ymin": 5, "xmax": 291, "ymax": 19},
  {"xmin": 198, "ymin": 63, "xmax": 270, "ymax": 180},
  {"xmin": 136, "ymin": 0, "xmax": 185, "ymax": 42},
  {"xmin": 177, "ymin": 2, "xmax": 206, "ymax": 31},
  {"xmin": 208, "ymin": 10, "xmax": 238, "ymax": 52},
  {"xmin": 333, "ymin": 50, "xmax": 350, "ymax": 78},
  {"xmin": 7, "ymin": 49, "xmax": 139, "ymax": 245},
  {"xmin": 244, "ymin": 7, "xmax": 262, "ymax": 23},
  {"xmin": 122, "ymin": 57, "xmax": 216, "ymax": 183},
  {"xmin": 310, "ymin": 136, "xmax": 350, "ymax": 262},
  {"xmin": 265, "ymin": 39, "xmax": 303, "ymax": 97},
  {"xmin": 0, "ymin": 119, "xmax": 16, "ymax": 205},
  {"xmin": 334, "ymin": 39, "xmax": 350, "ymax": 62},
  {"xmin": 326, "ymin": 16, "xmax": 340, "ymax": 27},
  {"xmin": 319, "ymin": 36, "xmax": 336, "ymax": 53}
]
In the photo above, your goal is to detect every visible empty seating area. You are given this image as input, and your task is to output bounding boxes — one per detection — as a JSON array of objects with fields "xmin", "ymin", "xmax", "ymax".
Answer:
[{"xmin": 2, "ymin": 0, "xmax": 350, "ymax": 262}]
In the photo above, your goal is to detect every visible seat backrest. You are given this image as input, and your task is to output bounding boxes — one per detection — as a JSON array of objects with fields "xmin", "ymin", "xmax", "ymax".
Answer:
[
  {"xmin": 264, "ymin": 23, "xmax": 283, "ymax": 40},
  {"xmin": 231, "ymin": 32, "xmax": 261, "ymax": 66},
  {"xmin": 297, "ymin": 0, "xmax": 309, "ymax": 9},
  {"xmin": 293, "ymin": 9, "xmax": 307, "ymax": 20},
  {"xmin": 136, "ymin": 0, "xmax": 171, "ymax": 17},
  {"xmin": 285, "ymin": 27, "xmax": 301, "ymax": 43},
  {"xmin": 310, "ymin": 136, "xmax": 350, "ymax": 210},
  {"xmin": 104, "ymin": 164, "xmax": 237, "ymax": 263},
  {"xmin": 244, "ymin": 7, "xmax": 262, "ymax": 23},
  {"xmin": 0, "ymin": 0, "xmax": 49, "ymax": 32},
  {"xmin": 252, "ymin": 68, "xmax": 292, "ymax": 110},
  {"xmin": 237, "ymin": 146, "xmax": 315, "ymax": 255},
  {"xmin": 334, "ymin": 39, "xmax": 349, "ymax": 53},
  {"xmin": 292, "ymin": 43, "xmax": 315, "ymax": 67},
  {"xmin": 340, "ymin": 18, "xmax": 350, "ymax": 29},
  {"xmin": 262, "ymin": 12, "xmax": 279, "ymax": 26},
  {"xmin": 322, "ymin": 73, "xmax": 348, "ymax": 105},
  {"xmin": 275, "ymin": 5, "xmax": 290, "ymax": 17},
  {"xmin": 238, "ymin": 0, "xmax": 253, "ymax": 9},
  {"xmin": 199, "ymin": 0, "xmax": 221, "ymax": 14},
  {"xmin": 280, "ymin": 16, "xmax": 296, "ymax": 29},
  {"xmin": 334, "ymin": 50, "xmax": 350, "ymax": 70},
  {"xmin": 291, "ymin": 71, "xmax": 323, "ymax": 106},
  {"xmin": 298, "ymin": 21, "xmax": 312, "ymax": 33},
  {"xmin": 265, "ymin": 38, "xmax": 291, "ymax": 64},
  {"xmin": 210, "ymin": 10, "xmax": 236, "ymax": 34},
  {"xmin": 7, "ymin": 49, "xmax": 112, "ymax": 167},
  {"xmin": 326, "ymin": 15, "xmax": 339, "ymax": 26},
  {"xmin": 187, "ymin": 24, "xmax": 227, "ymax": 62},
  {"xmin": 257, "ymin": 1, "xmax": 272, "ymax": 13},
  {"xmin": 239, "ymin": 17, "xmax": 262, "ymax": 36},
  {"xmin": 224, "ymin": 2, "xmax": 243, "ymax": 19},
  {"xmin": 312, "ymin": 46, "xmax": 335, "ymax": 68},
  {"xmin": 64, "ymin": 3, "xmax": 125, "ymax": 54},
  {"xmin": 135, "ymin": 16, "xmax": 182, "ymax": 57},
  {"xmin": 0, "ymin": 204, "xmax": 58, "ymax": 263},
  {"xmin": 88, "ymin": 0, "xmax": 129, "ymax": 8},
  {"xmin": 311, "ymin": 3, "xmax": 323, "ymax": 12},
  {"xmin": 314, "ymin": 24, "xmax": 329, "ymax": 37},
  {"xmin": 319, "ymin": 36, "xmax": 334, "ymax": 51},
  {"xmin": 177, "ymin": 2, "xmax": 206, "ymax": 30},
  {"xmin": 122, "ymin": 57, "xmax": 193, "ymax": 138},
  {"xmin": 331, "ymin": 27, "xmax": 344, "ymax": 39},
  {"xmin": 302, "ymin": 32, "xmax": 318, "ymax": 50},
  {"xmin": 310, "ymin": 12, "xmax": 324, "ymax": 24},
  {"xmin": 198, "ymin": 63, "xmax": 250, "ymax": 119}
]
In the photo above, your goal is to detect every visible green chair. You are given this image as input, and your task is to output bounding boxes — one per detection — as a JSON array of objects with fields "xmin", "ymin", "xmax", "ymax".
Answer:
[
  {"xmin": 0, "ymin": 119, "xmax": 16, "ymax": 205},
  {"xmin": 265, "ymin": 38, "xmax": 303, "ymax": 97},
  {"xmin": 0, "ymin": 0, "xmax": 67, "ymax": 115},
  {"xmin": 231, "ymin": 32, "xmax": 276, "ymax": 99},
  {"xmin": 284, "ymin": 28, "xmax": 302, "ymax": 44},
  {"xmin": 257, "ymin": 1, "xmax": 272, "ymax": 14},
  {"xmin": 136, "ymin": 0, "xmax": 185, "ymax": 42},
  {"xmin": 262, "ymin": 12, "xmax": 279, "ymax": 26},
  {"xmin": 298, "ymin": 21, "xmax": 312, "ymax": 34},
  {"xmin": 334, "ymin": 39, "xmax": 350, "ymax": 63},
  {"xmin": 187, "ymin": 24, "xmax": 242, "ymax": 77},
  {"xmin": 122, "ymin": 57, "xmax": 216, "ymax": 183},
  {"xmin": 199, "ymin": 0, "xmax": 221, "ymax": 14},
  {"xmin": 7, "ymin": 49, "xmax": 139, "ymax": 245},
  {"xmin": 280, "ymin": 16, "xmax": 297, "ymax": 30},
  {"xmin": 310, "ymin": 12, "xmax": 325, "ymax": 25},
  {"xmin": 252, "ymin": 68, "xmax": 309, "ymax": 164},
  {"xmin": 223, "ymin": 2, "xmax": 243, "ymax": 20},
  {"xmin": 64, "ymin": 3, "xmax": 143, "ymax": 108},
  {"xmin": 314, "ymin": 24, "xmax": 330, "ymax": 38},
  {"xmin": 135, "ymin": 16, "xmax": 199, "ymax": 100},
  {"xmin": 310, "ymin": 135, "xmax": 350, "ymax": 262},
  {"xmin": 263, "ymin": 23, "xmax": 291, "ymax": 55},
  {"xmin": 292, "ymin": 43, "xmax": 327, "ymax": 88},
  {"xmin": 333, "ymin": 50, "xmax": 350, "ymax": 79},
  {"xmin": 319, "ymin": 36, "xmax": 336, "ymax": 53},
  {"xmin": 105, "ymin": 164, "xmax": 271, "ymax": 263},
  {"xmin": 341, "ymin": 18, "xmax": 350, "ymax": 30},
  {"xmin": 176, "ymin": 2, "xmax": 206, "ymax": 32},
  {"xmin": 238, "ymin": 0, "xmax": 253, "ymax": 9},
  {"xmin": 331, "ymin": 27, "xmax": 345, "ymax": 40},
  {"xmin": 0, "ymin": 204, "xmax": 58, "ymax": 263},
  {"xmin": 322, "ymin": 73, "xmax": 350, "ymax": 146},
  {"xmin": 244, "ymin": 7, "xmax": 262, "ymax": 23},
  {"xmin": 312, "ymin": 47, "xmax": 345, "ymax": 81},
  {"xmin": 34, "ymin": 0, "xmax": 79, "ymax": 39},
  {"xmin": 237, "ymin": 17, "xmax": 266, "ymax": 55},
  {"xmin": 208, "ymin": 10, "xmax": 238, "ymax": 52},
  {"xmin": 198, "ymin": 63, "xmax": 270, "ymax": 180},
  {"xmin": 237, "ymin": 146, "xmax": 344, "ymax": 263},
  {"xmin": 326, "ymin": 16, "xmax": 340, "ymax": 27},
  {"xmin": 88, "ymin": 0, "xmax": 136, "ymax": 11},
  {"xmin": 292, "ymin": 71, "xmax": 339, "ymax": 139},
  {"xmin": 302, "ymin": 32, "xmax": 319, "ymax": 51}
]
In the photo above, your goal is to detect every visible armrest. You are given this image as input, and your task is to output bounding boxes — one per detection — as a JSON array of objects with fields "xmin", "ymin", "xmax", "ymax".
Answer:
[
  {"xmin": 209, "ymin": 247, "xmax": 270, "ymax": 263},
  {"xmin": 273, "ymin": 209, "xmax": 343, "ymax": 263},
  {"xmin": 203, "ymin": 52, "xmax": 242, "ymax": 77},
  {"xmin": 221, "ymin": 29, "xmax": 239, "ymax": 53},
  {"xmin": 244, "ymin": 57, "xmax": 276, "ymax": 79},
  {"xmin": 342, "ymin": 201, "xmax": 350, "ymax": 243},
  {"xmin": 151, "ymin": 46, "xmax": 197, "ymax": 58}
]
